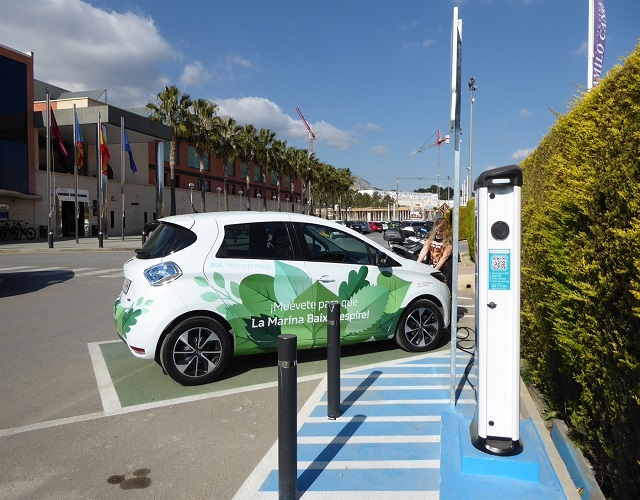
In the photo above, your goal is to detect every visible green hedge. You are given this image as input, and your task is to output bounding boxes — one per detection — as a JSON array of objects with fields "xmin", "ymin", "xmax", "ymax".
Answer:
[{"xmin": 520, "ymin": 42, "xmax": 640, "ymax": 498}]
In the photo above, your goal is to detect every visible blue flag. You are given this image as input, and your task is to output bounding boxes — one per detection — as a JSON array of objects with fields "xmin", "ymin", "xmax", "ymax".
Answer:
[{"xmin": 123, "ymin": 128, "xmax": 137, "ymax": 174}]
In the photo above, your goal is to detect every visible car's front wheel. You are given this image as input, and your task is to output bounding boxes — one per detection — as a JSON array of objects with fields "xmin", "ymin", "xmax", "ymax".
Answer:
[
  {"xmin": 160, "ymin": 316, "xmax": 231, "ymax": 386},
  {"xmin": 395, "ymin": 299, "xmax": 444, "ymax": 352}
]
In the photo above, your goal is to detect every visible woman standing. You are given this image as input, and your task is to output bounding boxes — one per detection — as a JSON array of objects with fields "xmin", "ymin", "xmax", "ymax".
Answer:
[{"xmin": 417, "ymin": 218, "xmax": 453, "ymax": 291}]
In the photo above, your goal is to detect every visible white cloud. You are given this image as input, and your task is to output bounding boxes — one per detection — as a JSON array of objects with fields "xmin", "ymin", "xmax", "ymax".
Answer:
[
  {"xmin": 422, "ymin": 39, "xmax": 436, "ymax": 48},
  {"xmin": 573, "ymin": 41, "xmax": 588, "ymax": 57},
  {"xmin": 519, "ymin": 108, "xmax": 532, "ymax": 118},
  {"xmin": 180, "ymin": 61, "xmax": 213, "ymax": 88},
  {"xmin": 214, "ymin": 97, "xmax": 357, "ymax": 151},
  {"xmin": 372, "ymin": 145, "xmax": 390, "ymax": 156},
  {"xmin": 511, "ymin": 148, "xmax": 534, "ymax": 160},
  {"xmin": 365, "ymin": 123, "xmax": 381, "ymax": 132},
  {"xmin": 0, "ymin": 0, "xmax": 176, "ymax": 108}
]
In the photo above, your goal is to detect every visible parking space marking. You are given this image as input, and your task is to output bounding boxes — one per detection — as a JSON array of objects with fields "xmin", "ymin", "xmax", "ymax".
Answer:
[{"xmin": 88, "ymin": 341, "xmax": 123, "ymax": 415}]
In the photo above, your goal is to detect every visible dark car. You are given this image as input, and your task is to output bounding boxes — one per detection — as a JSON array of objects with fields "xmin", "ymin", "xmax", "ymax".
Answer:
[
  {"xmin": 344, "ymin": 220, "xmax": 361, "ymax": 232},
  {"xmin": 359, "ymin": 221, "xmax": 371, "ymax": 234},
  {"xmin": 143, "ymin": 219, "xmax": 160, "ymax": 237}
]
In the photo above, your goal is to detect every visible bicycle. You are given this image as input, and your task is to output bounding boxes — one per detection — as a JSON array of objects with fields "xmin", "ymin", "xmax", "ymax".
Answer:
[{"xmin": 8, "ymin": 220, "xmax": 36, "ymax": 240}]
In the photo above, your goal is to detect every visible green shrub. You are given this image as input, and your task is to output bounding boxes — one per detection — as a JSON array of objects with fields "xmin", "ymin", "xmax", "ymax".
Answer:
[{"xmin": 520, "ymin": 42, "xmax": 640, "ymax": 498}]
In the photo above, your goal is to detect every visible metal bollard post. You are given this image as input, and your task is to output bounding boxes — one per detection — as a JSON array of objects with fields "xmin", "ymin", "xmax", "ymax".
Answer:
[
  {"xmin": 327, "ymin": 301, "xmax": 342, "ymax": 419},
  {"xmin": 98, "ymin": 230, "xmax": 104, "ymax": 248},
  {"xmin": 48, "ymin": 230, "xmax": 54, "ymax": 249},
  {"xmin": 141, "ymin": 230, "xmax": 146, "ymax": 245},
  {"xmin": 278, "ymin": 334, "xmax": 297, "ymax": 500}
]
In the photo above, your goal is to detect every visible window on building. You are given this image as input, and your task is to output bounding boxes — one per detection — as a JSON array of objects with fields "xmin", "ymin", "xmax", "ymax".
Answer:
[
  {"xmin": 188, "ymin": 146, "xmax": 210, "ymax": 170},
  {"xmin": 271, "ymin": 171, "xmax": 277, "ymax": 186},
  {"xmin": 240, "ymin": 161, "xmax": 247, "ymax": 179},
  {"xmin": 226, "ymin": 159, "xmax": 235, "ymax": 177},
  {"xmin": 254, "ymin": 164, "xmax": 262, "ymax": 182}
]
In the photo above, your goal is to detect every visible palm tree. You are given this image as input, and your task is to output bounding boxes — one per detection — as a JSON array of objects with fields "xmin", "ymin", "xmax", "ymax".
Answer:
[
  {"xmin": 189, "ymin": 98, "xmax": 218, "ymax": 212},
  {"xmin": 290, "ymin": 147, "xmax": 312, "ymax": 213},
  {"xmin": 212, "ymin": 116, "xmax": 241, "ymax": 211},
  {"xmin": 147, "ymin": 85, "xmax": 192, "ymax": 216},
  {"xmin": 237, "ymin": 124, "xmax": 259, "ymax": 211},
  {"xmin": 257, "ymin": 128, "xmax": 276, "ymax": 211}
]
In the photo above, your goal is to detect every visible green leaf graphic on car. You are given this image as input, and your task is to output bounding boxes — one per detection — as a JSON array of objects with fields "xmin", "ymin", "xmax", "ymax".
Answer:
[
  {"xmin": 199, "ymin": 264, "xmax": 412, "ymax": 354},
  {"xmin": 113, "ymin": 297, "xmax": 154, "ymax": 338}
]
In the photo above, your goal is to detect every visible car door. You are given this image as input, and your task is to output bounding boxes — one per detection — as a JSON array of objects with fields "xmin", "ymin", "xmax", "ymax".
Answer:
[
  {"xmin": 205, "ymin": 220, "xmax": 307, "ymax": 355},
  {"xmin": 292, "ymin": 221, "xmax": 409, "ymax": 349}
]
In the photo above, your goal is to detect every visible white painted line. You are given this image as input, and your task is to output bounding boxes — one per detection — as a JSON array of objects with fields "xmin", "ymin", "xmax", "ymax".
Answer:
[
  {"xmin": 252, "ymin": 491, "xmax": 438, "ymax": 500},
  {"xmin": 75, "ymin": 268, "xmax": 122, "ymax": 276},
  {"xmin": 341, "ymin": 373, "xmax": 476, "ymax": 379},
  {"xmin": 297, "ymin": 459, "xmax": 440, "ymax": 469},
  {"xmin": 298, "ymin": 435, "xmax": 440, "ymax": 444},
  {"xmin": 0, "ymin": 265, "xmax": 32, "ymax": 270},
  {"xmin": 340, "ymin": 399, "xmax": 475, "ymax": 405},
  {"xmin": 305, "ymin": 415, "xmax": 440, "ymax": 423},
  {"xmin": 88, "ymin": 342, "xmax": 122, "ymax": 415},
  {"xmin": 0, "ymin": 412, "xmax": 105, "ymax": 438}
]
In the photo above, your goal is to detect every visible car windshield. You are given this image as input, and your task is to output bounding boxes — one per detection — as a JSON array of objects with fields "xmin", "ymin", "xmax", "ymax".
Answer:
[{"xmin": 135, "ymin": 222, "xmax": 197, "ymax": 259}]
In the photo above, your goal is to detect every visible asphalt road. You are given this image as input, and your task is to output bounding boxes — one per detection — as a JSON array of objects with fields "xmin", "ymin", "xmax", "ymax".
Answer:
[{"xmin": 0, "ymin": 233, "xmax": 471, "ymax": 499}]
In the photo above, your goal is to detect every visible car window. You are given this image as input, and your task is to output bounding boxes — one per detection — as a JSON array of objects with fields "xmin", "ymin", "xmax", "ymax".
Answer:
[
  {"xmin": 135, "ymin": 222, "xmax": 197, "ymax": 259},
  {"xmin": 296, "ymin": 222, "xmax": 382, "ymax": 265},
  {"xmin": 216, "ymin": 221, "xmax": 294, "ymax": 260}
]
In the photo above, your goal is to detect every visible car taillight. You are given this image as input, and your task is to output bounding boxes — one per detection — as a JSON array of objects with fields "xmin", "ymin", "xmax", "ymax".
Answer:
[{"xmin": 143, "ymin": 261, "xmax": 182, "ymax": 286}]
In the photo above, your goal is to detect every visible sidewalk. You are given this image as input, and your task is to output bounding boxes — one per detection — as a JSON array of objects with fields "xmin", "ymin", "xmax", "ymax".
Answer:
[{"xmin": 0, "ymin": 234, "xmax": 143, "ymax": 253}]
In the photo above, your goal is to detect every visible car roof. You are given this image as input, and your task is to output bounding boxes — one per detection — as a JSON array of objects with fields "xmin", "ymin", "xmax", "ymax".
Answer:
[{"xmin": 159, "ymin": 211, "xmax": 354, "ymax": 230}]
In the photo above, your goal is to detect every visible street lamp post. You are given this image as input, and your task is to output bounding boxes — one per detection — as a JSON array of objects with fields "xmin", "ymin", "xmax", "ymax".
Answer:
[
  {"xmin": 216, "ymin": 186, "xmax": 221, "ymax": 212},
  {"xmin": 188, "ymin": 182, "xmax": 195, "ymax": 213},
  {"xmin": 468, "ymin": 77, "xmax": 477, "ymax": 200},
  {"xmin": 285, "ymin": 197, "xmax": 290, "ymax": 212},
  {"xmin": 272, "ymin": 195, "xmax": 277, "ymax": 211},
  {"xmin": 257, "ymin": 193, "xmax": 261, "ymax": 212},
  {"xmin": 238, "ymin": 190, "xmax": 243, "ymax": 210}
]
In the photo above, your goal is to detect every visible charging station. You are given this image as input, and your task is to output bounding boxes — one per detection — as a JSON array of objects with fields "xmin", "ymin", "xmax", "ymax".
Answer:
[{"xmin": 470, "ymin": 164, "xmax": 524, "ymax": 456}]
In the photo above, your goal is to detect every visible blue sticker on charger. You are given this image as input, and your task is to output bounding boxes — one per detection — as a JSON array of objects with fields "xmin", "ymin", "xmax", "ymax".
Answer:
[{"xmin": 488, "ymin": 249, "xmax": 511, "ymax": 290}]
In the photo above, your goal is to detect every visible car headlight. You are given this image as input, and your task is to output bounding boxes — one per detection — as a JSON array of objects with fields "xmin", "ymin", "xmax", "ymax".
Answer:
[{"xmin": 143, "ymin": 262, "xmax": 182, "ymax": 286}]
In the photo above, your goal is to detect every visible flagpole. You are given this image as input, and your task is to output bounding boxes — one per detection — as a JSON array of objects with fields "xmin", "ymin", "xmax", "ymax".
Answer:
[
  {"xmin": 121, "ymin": 117, "xmax": 125, "ymax": 241},
  {"xmin": 98, "ymin": 112, "xmax": 103, "ymax": 248},
  {"xmin": 46, "ymin": 91, "xmax": 53, "ymax": 248},
  {"xmin": 73, "ymin": 104, "xmax": 79, "ymax": 244}
]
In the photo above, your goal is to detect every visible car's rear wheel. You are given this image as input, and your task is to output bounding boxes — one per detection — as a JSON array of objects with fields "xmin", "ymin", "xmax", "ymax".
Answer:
[
  {"xmin": 395, "ymin": 299, "xmax": 444, "ymax": 352},
  {"xmin": 160, "ymin": 316, "xmax": 231, "ymax": 386}
]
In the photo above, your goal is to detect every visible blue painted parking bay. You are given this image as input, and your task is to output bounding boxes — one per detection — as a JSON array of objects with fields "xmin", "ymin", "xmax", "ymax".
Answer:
[{"xmin": 234, "ymin": 349, "xmax": 574, "ymax": 499}]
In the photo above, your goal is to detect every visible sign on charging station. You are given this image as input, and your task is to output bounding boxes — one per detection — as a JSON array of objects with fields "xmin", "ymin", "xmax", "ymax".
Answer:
[{"xmin": 471, "ymin": 165, "xmax": 524, "ymax": 456}]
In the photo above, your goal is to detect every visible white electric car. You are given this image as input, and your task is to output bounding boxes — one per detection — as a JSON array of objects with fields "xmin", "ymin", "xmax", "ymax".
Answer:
[{"xmin": 114, "ymin": 212, "xmax": 451, "ymax": 385}]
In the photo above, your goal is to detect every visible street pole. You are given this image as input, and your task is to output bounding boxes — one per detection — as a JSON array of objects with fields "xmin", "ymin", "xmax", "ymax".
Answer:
[{"xmin": 468, "ymin": 77, "xmax": 477, "ymax": 200}]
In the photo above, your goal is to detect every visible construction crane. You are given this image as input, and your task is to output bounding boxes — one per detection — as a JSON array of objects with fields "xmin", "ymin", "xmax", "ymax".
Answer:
[
  {"xmin": 296, "ymin": 106, "xmax": 316, "ymax": 214},
  {"xmin": 296, "ymin": 106, "xmax": 316, "ymax": 153},
  {"xmin": 406, "ymin": 130, "xmax": 450, "ymax": 201}
]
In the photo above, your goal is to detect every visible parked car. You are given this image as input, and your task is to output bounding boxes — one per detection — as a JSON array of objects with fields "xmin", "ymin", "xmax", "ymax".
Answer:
[
  {"xmin": 387, "ymin": 221, "xmax": 401, "ymax": 230},
  {"xmin": 344, "ymin": 220, "xmax": 361, "ymax": 232},
  {"xmin": 142, "ymin": 219, "xmax": 160, "ymax": 237},
  {"xmin": 359, "ymin": 221, "xmax": 372, "ymax": 234},
  {"xmin": 400, "ymin": 220, "xmax": 430, "ymax": 238},
  {"xmin": 114, "ymin": 212, "xmax": 451, "ymax": 385},
  {"xmin": 369, "ymin": 221, "xmax": 384, "ymax": 233}
]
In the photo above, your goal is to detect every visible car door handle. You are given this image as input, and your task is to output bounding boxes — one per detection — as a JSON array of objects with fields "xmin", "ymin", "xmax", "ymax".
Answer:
[{"xmin": 316, "ymin": 275, "xmax": 335, "ymax": 283}]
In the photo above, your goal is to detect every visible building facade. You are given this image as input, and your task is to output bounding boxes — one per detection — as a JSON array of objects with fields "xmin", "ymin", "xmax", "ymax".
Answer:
[{"xmin": 0, "ymin": 44, "xmax": 304, "ymax": 240}]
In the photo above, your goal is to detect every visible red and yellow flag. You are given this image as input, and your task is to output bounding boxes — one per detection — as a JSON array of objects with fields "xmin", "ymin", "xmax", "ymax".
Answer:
[{"xmin": 99, "ymin": 124, "xmax": 110, "ymax": 176}]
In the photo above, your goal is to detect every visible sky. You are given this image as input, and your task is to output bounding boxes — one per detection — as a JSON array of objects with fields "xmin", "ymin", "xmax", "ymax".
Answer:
[{"xmin": 1, "ymin": 0, "xmax": 639, "ymax": 193}]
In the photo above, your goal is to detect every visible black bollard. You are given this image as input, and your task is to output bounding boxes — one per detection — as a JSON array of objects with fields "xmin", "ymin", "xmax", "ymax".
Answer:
[
  {"xmin": 141, "ymin": 230, "xmax": 146, "ymax": 245},
  {"xmin": 327, "ymin": 301, "xmax": 341, "ymax": 419},
  {"xmin": 48, "ymin": 230, "xmax": 54, "ymax": 249},
  {"xmin": 98, "ymin": 230, "xmax": 103, "ymax": 248},
  {"xmin": 278, "ymin": 334, "xmax": 297, "ymax": 500}
]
